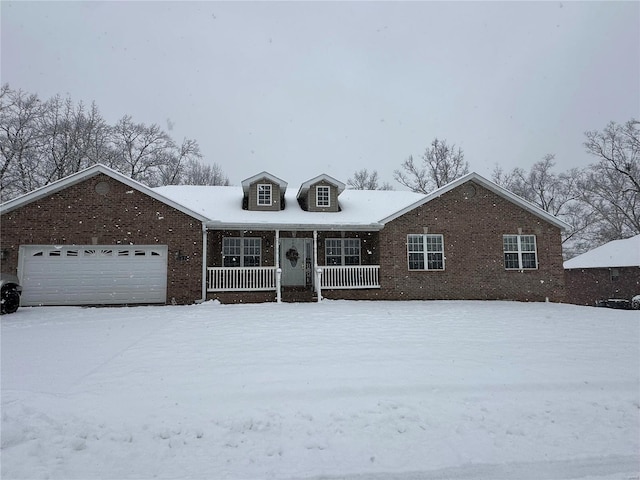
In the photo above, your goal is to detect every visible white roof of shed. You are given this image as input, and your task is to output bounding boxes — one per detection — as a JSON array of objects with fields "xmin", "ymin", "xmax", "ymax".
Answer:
[{"xmin": 564, "ymin": 235, "xmax": 640, "ymax": 269}]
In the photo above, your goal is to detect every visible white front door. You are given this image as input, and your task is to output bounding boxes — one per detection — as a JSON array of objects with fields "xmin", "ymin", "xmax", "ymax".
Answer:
[{"xmin": 280, "ymin": 238, "xmax": 309, "ymax": 287}]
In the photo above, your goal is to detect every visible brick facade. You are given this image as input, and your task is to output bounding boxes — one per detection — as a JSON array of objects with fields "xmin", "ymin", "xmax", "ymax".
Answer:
[
  {"xmin": 1, "ymin": 170, "xmax": 568, "ymax": 306},
  {"xmin": 370, "ymin": 181, "xmax": 565, "ymax": 302},
  {"xmin": 0, "ymin": 173, "xmax": 204, "ymax": 304},
  {"xmin": 565, "ymin": 267, "xmax": 640, "ymax": 306},
  {"xmin": 207, "ymin": 181, "xmax": 566, "ymax": 303}
]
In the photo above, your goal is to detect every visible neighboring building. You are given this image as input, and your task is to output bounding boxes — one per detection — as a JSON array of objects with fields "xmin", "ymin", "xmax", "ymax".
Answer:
[
  {"xmin": 564, "ymin": 235, "xmax": 640, "ymax": 306},
  {"xmin": 0, "ymin": 164, "xmax": 569, "ymax": 306}
]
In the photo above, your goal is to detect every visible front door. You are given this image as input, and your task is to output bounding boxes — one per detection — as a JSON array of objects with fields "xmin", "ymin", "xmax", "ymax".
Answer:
[{"xmin": 280, "ymin": 237, "xmax": 309, "ymax": 287}]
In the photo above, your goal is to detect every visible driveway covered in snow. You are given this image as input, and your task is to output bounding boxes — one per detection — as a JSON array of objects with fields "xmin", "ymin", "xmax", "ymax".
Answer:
[{"xmin": 1, "ymin": 300, "xmax": 639, "ymax": 479}]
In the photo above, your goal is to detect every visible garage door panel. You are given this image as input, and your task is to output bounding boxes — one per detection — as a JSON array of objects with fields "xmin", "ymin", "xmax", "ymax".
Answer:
[{"xmin": 18, "ymin": 245, "xmax": 168, "ymax": 306}]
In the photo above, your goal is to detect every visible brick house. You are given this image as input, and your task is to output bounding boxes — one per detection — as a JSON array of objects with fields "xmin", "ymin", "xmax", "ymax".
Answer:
[
  {"xmin": 564, "ymin": 235, "xmax": 640, "ymax": 306},
  {"xmin": 0, "ymin": 164, "xmax": 569, "ymax": 306}
]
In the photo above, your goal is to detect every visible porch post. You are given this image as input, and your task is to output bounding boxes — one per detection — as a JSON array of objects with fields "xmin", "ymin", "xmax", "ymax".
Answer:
[
  {"xmin": 314, "ymin": 230, "xmax": 322, "ymax": 302},
  {"xmin": 275, "ymin": 229, "xmax": 281, "ymax": 303},
  {"xmin": 199, "ymin": 225, "xmax": 208, "ymax": 303}
]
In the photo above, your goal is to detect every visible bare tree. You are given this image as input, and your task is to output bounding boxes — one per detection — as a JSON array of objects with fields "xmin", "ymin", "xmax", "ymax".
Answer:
[
  {"xmin": 347, "ymin": 169, "xmax": 393, "ymax": 190},
  {"xmin": 180, "ymin": 159, "xmax": 230, "ymax": 186},
  {"xmin": 74, "ymin": 101, "xmax": 114, "ymax": 170},
  {"xmin": 110, "ymin": 116, "xmax": 176, "ymax": 186},
  {"xmin": 584, "ymin": 119, "xmax": 640, "ymax": 194},
  {"xmin": 157, "ymin": 138, "xmax": 202, "ymax": 185},
  {"xmin": 0, "ymin": 85, "xmax": 229, "ymax": 200},
  {"xmin": 38, "ymin": 95, "xmax": 106, "ymax": 183},
  {"xmin": 578, "ymin": 165, "xmax": 639, "ymax": 242},
  {"xmin": 0, "ymin": 85, "xmax": 44, "ymax": 200},
  {"xmin": 580, "ymin": 119, "xmax": 640, "ymax": 242},
  {"xmin": 493, "ymin": 154, "xmax": 576, "ymax": 216},
  {"xmin": 492, "ymin": 155, "xmax": 596, "ymax": 258},
  {"xmin": 394, "ymin": 138, "xmax": 468, "ymax": 193}
]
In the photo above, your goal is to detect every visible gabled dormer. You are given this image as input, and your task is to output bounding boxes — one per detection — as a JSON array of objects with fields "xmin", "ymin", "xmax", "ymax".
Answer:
[
  {"xmin": 241, "ymin": 172, "xmax": 287, "ymax": 211},
  {"xmin": 296, "ymin": 174, "xmax": 346, "ymax": 212}
]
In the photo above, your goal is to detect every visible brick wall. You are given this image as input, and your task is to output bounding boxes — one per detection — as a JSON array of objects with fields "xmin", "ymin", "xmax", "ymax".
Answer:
[
  {"xmin": 565, "ymin": 267, "xmax": 640, "ymax": 306},
  {"xmin": 371, "ymin": 180, "xmax": 566, "ymax": 302},
  {"xmin": 0, "ymin": 174, "xmax": 204, "ymax": 304}
]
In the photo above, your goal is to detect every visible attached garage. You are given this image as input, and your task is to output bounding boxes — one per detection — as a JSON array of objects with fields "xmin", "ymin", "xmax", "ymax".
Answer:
[
  {"xmin": 1, "ymin": 165, "xmax": 209, "ymax": 306},
  {"xmin": 18, "ymin": 245, "xmax": 168, "ymax": 306}
]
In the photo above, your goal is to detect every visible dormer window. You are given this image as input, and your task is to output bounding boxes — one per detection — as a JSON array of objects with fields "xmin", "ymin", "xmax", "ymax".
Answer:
[
  {"xmin": 316, "ymin": 186, "xmax": 330, "ymax": 207},
  {"xmin": 297, "ymin": 174, "xmax": 344, "ymax": 212},
  {"xmin": 257, "ymin": 184, "xmax": 272, "ymax": 206},
  {"xmin": 241, "ymin": 172, "xmax": 287, "ymax": 211}
]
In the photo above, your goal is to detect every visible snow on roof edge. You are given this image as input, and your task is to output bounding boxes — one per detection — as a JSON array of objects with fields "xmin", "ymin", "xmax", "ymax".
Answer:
[{"xmin": 564, "ymin": 235, "xmax": 640, "ymax": 269}]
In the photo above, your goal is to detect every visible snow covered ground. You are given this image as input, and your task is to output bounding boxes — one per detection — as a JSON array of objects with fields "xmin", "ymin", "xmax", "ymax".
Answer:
[{"xmin": 1, "ymin": 300, "xmax": 638, "ymax": 480}]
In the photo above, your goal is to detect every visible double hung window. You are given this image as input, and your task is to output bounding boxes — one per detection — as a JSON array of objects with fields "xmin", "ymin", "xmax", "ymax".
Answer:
[
  {"xmin": 223, "ymin": 237, "xmax": 262, "ymax": 267},
  {"xmin": 325, "ymin": 238, "xmax": 361, "ymax": 265},
  {"xmin": 316, "ymin": 186, "xmax": 330, "ymax": 207},
  {"xmin": 257, "ymin": 184, "xmax": 272, "ymax": 206},
  {"xmin": 407, "ymin": 234, "xmax": 444, "ymax": 270},
  {"xmin": 503, "ymin": 234, "xmax": 537, "ymax": 270}
]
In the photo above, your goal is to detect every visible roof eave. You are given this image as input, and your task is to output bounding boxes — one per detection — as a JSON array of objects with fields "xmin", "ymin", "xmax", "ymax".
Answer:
[
  {"xmin": 378, "ymin": 172, "xmax": 572, "ymax": 231},
  {"xmin": 205, "ymin": 221, "xmax": 383, "ymax": 231},
  {"xmin": 0, "ymin": 164, "xmax": 210, "ymax": 223},
  {"xmin": 564, "ymin": 264, "xmax": 640, "ymax": 270}
]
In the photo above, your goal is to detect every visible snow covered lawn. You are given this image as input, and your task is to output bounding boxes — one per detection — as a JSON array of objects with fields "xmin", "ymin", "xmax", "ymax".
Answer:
[{"xmin": 1, "ymin": 300, "xmax": 638, "ymax": 480}]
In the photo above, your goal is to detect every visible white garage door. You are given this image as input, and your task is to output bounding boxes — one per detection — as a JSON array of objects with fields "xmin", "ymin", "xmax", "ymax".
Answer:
[{"xmin": 18, "ymin": 245, "xmax": 168, "ymax": 306}]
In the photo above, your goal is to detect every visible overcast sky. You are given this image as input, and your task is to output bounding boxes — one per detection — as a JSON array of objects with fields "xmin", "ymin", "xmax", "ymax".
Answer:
[{"xmin": 2, "ymin": 1, "xmax": 639, "ymax": 188}]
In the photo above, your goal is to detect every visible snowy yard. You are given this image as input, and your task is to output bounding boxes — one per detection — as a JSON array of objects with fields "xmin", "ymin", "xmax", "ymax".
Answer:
[{"xmin": 1, "ymin": 300, "xmax": 638, "ymax": 480}]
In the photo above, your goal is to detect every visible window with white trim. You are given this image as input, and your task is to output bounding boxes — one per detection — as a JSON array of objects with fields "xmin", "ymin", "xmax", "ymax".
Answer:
[
  {"xmin": 316, "ymin": 186, "xmax": 330, "ymax": 207},
  {"xmin": 503, "ymin": 234, "xmax": 537, "ymax": 270},
  {"xmin": 257, "ymin": 184, "xmax": 272, "ymax": 206},
  {"xmin": 407, "ymin": 234, "xmax": 444, "ymax": 270},
  {"xmin": 325, "ymin": 238, "xmax": 361, "ymax": 265},
  {"xmin": 223, "ymin": 237, "xmax": 262, "ymax": 267}
]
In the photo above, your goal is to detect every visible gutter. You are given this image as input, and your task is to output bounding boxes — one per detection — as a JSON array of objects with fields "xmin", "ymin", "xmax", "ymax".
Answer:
[{"xmin": 205, "ymin": 221, "xmax": 384, "ymax": 232}]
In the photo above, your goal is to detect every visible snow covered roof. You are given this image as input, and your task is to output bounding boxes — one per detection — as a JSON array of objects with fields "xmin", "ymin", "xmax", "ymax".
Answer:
[
  {"xmin": 153, "ymin": 185, "xmax": 425, "ymax": 230},
  {"xmin": 155, "ymin": 172, "xmax": 572, "ymax": 231},
  {"xmin": 0, "ymin": 164, "xmax": 210, "ymax": 222},
  {"xmin": 0, "ymin": 165, "xmax": 572, "ymax": 234},
  {"xmin": 564, "ymin": 235, "xmax": 640, "ymax": 269}
]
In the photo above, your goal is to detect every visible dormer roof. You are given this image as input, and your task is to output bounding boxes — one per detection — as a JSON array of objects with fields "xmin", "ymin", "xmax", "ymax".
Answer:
[
  {"xmin": 241, "ymin": 171, "xmax": 287, "ymax": 195},
  {"xmin": 296, "ymin": 174, "xmax": 346, "ymax": 199}
]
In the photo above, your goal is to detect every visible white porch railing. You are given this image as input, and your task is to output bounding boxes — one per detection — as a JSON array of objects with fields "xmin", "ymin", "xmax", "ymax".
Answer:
[
  {"xmin": 320, "ymin": 265, "xmax": 380, "ymax": 289},
  {"xmin": 207, "ymin": 265, "xmax": 380, "ymax": 292},
  {"xmin": 207, "ymin": 266, "xmax": 277, "ymax": 292}
]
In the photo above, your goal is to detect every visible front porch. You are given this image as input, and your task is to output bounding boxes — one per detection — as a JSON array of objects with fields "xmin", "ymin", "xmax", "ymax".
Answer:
[{"xmin": 205, "ymin": 229, "xmax": 381, "ymax": 302}]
